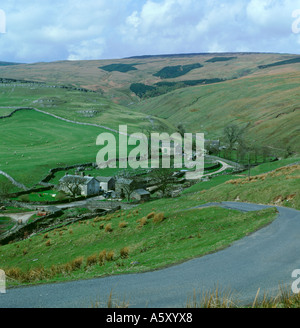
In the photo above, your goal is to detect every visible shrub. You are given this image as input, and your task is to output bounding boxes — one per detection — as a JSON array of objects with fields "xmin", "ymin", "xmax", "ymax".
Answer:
[
  {"xmin": 19, "ymin": 194, "xmax": 30, "ymax": 202},
  {"xmin": 99, "ymin": 223, "xmax": 105, "ymax": 230},
  {"xmin": 120, "ymin": 247, "xmax": 129, "ymax": 259},
  {"xmin": 45, "ymin": 239, "xmax": 51, "ymax": 246},
  {"xmin": 43, "ymin": 233, "xmax": 49, "ymax": 239},
  {"xmin": 153, "ymin": 213, "xmax": 165, "ymax": 223},
  {"xmin": 23, "ymin": 248, "xmax": 28, "ymax": 255}
]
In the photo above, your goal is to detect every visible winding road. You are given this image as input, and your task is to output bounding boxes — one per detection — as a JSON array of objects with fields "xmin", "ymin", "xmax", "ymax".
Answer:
[{"xmin": 0, "ymin": 201, "xmax": 299, "ymax": 308}]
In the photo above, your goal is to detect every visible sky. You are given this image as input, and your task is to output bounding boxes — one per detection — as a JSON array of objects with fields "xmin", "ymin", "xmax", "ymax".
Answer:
[{"xmin": 0, "ymin": 0, "xmax": 300, "ymax": 63}]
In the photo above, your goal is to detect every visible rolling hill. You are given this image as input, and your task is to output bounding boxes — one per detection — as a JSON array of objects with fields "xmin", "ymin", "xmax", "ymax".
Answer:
[{"xmin": 0, "ymin": 52, "xmax": 299, "ymax": 187}]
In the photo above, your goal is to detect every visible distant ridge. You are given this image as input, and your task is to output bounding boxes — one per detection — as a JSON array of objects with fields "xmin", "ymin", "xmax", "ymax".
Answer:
[
  {"xmin": 0, "ymin": 61, "xmax": 22, "ymax": 66},
  {"xmin": 124, "ymin": 52, "xmax": 275, "ymax": 59}
]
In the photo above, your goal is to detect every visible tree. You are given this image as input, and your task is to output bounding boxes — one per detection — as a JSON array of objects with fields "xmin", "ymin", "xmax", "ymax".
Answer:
[
  {"xmin": 115, "ymin": 170, "xmax": 138, "ymax": 202},
  {"xmin": 60, "ymin": 176, "xmax": 86, "ymax": 198},
  {"xmin": 223, "ymin": 124, "xmax": 245, "ymax": 156},
  {"xmin": 150, "ymin": 168, "xmax": 174, "ymax": 197}
]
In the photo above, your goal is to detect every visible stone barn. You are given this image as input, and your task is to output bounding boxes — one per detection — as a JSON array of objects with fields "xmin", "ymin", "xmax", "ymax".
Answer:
[
  {"xmin": 96, "ymin": 176, "xmax": 115, "ymax": 192},
  {"xmin": 131, "ymin": 189, "xmax": 151, "ymax": 202}
]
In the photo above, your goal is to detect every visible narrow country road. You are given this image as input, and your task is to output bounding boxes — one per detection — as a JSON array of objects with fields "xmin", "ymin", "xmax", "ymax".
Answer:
[{"xmin": 0, "ymin": 202, "xmax": 299, "ymax": 308}]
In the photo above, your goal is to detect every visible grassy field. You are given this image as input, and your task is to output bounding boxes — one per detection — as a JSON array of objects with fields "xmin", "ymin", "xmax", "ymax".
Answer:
[
  {"xmin": 1, "ymin": 202, "xmax": 277, "ymax": 286},
  {"xmin": 0, "ymin": 109, "xmax": 122, "ymax": 186},
  {"xmin": 184, "ymin": 157, "xmax": 300, "ymax": 195},
  {"xmin": 0, "ymin": 83, "xmax": 173, "ymax": 133},
  {"xmin": 0, "ymin": 53, "xmax": 299, "ymax": 154},
  {"xmin": 189, "ymin": 162, "xmax": 300, "ymax": 210},
  {"xmin": 0, "ymin": 217, "xmax": 16, "ymax": 235}
]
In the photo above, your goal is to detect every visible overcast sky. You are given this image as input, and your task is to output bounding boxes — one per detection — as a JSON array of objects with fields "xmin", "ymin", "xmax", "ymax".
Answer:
[{"xmin": 0, "ymin": 0, "xmax": 300, "ymax": 63}]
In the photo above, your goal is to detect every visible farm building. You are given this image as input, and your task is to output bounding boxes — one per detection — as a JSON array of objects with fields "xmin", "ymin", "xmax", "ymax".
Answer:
[
  {"xmin": 131, "ymin": 189, "xmax": 151, "ymax": 201},
  {"xmin": 96, "ymin": 176, "xmax": 115, "ymax": 192},
  {"xmin": 59, "ymin": 174, "xmax": 100, "ymax": 197},
  {"xmin": 115, "ymin": 178, "xmax": 134, "ymax": 198}
]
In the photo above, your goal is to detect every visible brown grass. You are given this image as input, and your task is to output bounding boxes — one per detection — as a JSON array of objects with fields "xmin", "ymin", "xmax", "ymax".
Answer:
[
  {"xmin": 146, "ymin": 212, "xmax": 156, "ymax": 219},
  {"xmin": 120, "ymin": 247, "xmax": 129, "ymax": 259},
  {"xmin": 99, "ymin": 250, "xmax": 106, "ymax": 266},
  {"xmin": 106, "ymin": 251, "xmax": 114, "ymax": 262},
  {"xmin": 153, "ymin": 213, "xmax": 165, "ymax": 223},
  {"xmin": 70, "ymin": 257, "xmax": 84, "ymax": 270},
  {"xmin": 86, "ymin": 254, "xmax": 98, "ymax": 267},
  {"xmin": 105, "ymin": 223, "xmax": 113, "ymax": 233},
  {"xmin": 118, "ymin": 221, "xmax": 128, "ymax": 229}
]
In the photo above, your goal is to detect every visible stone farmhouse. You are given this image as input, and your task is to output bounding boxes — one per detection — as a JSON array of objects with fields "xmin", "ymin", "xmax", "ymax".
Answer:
[{"xmin": 59, "ymin": 174, "xmax": 100, "ymax": 197}]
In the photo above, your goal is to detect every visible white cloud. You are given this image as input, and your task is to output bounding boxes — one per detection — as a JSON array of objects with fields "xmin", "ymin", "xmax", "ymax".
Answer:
[
  {"xmin": 0, "ymin": 0, "xmax": 299, "ymax": 63},
  {"xmin": 67, "ymin": 38, "xmax": 106, "ymax": 61}
]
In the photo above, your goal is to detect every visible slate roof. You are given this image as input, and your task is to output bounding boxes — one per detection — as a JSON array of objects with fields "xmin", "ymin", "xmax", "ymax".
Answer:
[
  {"xmin": 59, "ymin": 175, "xmax": 96, "ymax": 185},
  {"xmin": 116, "ymin": 178, "xmax": 134, "ymax": 185},
  {"xmin": 132, "ymin": 189, "xmax": 150, "ymax": 195},
  {"xmin": 96, "ymin": 176, "xmax": 115, "ymax": 183}
]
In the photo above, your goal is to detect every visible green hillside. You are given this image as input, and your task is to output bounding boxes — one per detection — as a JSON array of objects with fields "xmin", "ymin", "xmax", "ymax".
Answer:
[{"xmin": 132, "ymin": 69, "xmax": 300, "ymax": 152}]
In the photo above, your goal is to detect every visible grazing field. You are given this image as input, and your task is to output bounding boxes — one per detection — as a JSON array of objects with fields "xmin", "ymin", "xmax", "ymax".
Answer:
[
  {"xmin": 0, "ymin": 109, "xmax": 120, "ymax": 186},
  {"xmin": 0, "ymin": 83, "xmax": 171, "ymax": 133},
  {"xmin": 1, "ymin": 203, "xmax": 277, "ymax": 286}
]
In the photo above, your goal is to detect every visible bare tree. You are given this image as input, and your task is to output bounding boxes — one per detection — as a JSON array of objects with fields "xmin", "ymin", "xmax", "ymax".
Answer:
[
  {"xmin": 115, "ymin": 170, "xmax": 138, "ymax": 201},
  {"xmin": 60, "ymin": 176, "xmax": 86, "ymax": 198},
  {"xmin": 150, "ymin": 168, "xmax": 174, "ymax": 197},
  {"xmin": 223, "ymin": 124, "xmax": 244, "ymax": 151}
]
